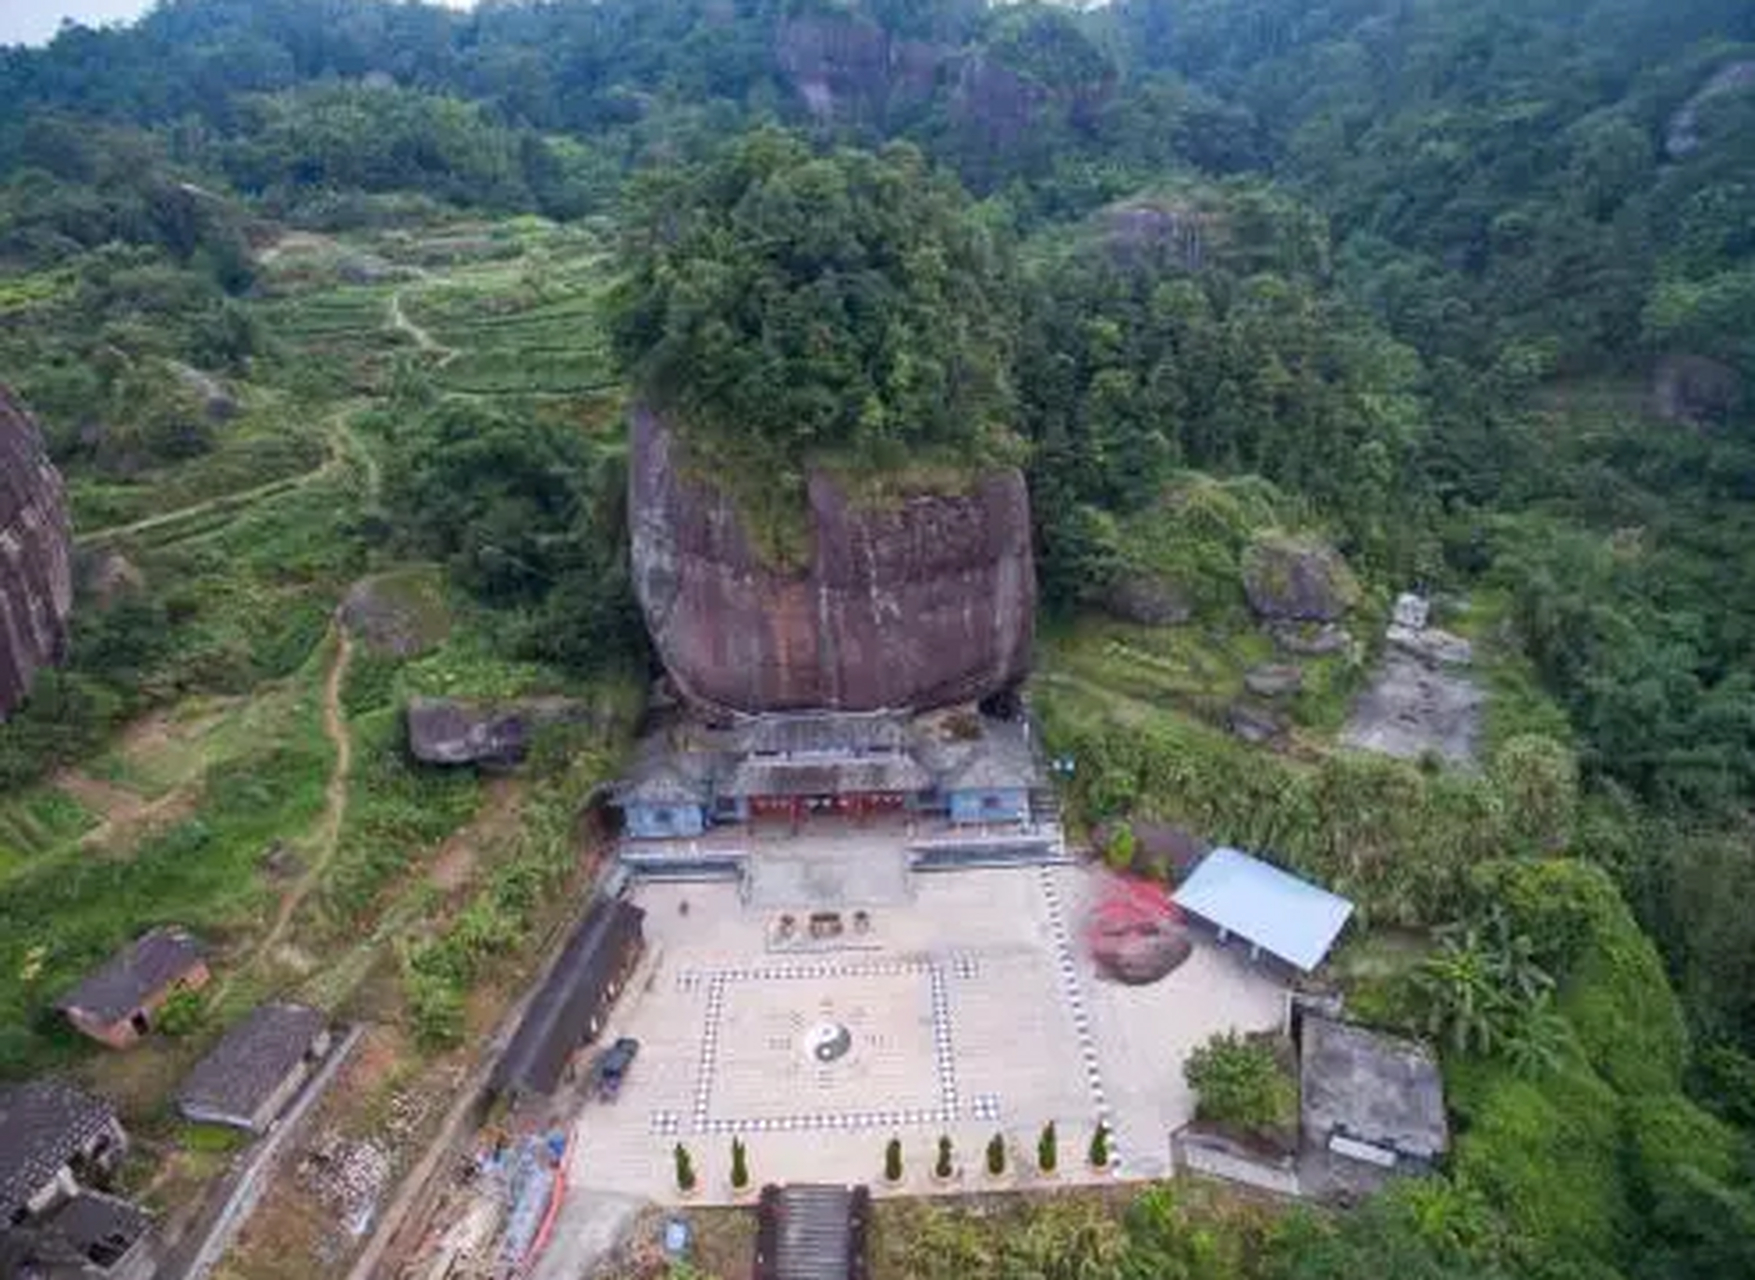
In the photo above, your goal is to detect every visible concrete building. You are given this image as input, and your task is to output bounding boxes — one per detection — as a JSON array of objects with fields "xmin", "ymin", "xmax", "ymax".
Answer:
[
  {"xmin": 1299, "ymin": 1015, "xmax": 1449, "ymax": 1181},
  {"xmin": 55, "ymin": 928, "xmax": 209, "ymax": 1049},
  {"xmin": 939, "ymin": 735, "xmax": 1035, "ymax": 824},
  {"xmin": 175, "ymin": 1003, "xmax": 333, "ymax": 1133},
  {"xmin": 615, "ymin": 760, "xmax": 713, "ymax": 840}
]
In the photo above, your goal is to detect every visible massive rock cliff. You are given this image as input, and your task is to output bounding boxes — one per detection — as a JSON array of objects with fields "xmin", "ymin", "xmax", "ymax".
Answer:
[
  {"xmin": 629, "ymin": 407, "xmax": 1035, "ymax": 713},
  {"xmin": 0, "ymin": 388, "xmax": 74, "ymax": 720}
]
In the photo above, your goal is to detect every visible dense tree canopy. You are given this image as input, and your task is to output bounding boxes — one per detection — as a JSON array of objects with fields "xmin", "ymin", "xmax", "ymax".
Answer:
[
  {"xmin": 2, "ymin": 0, "xmax": 1755, "ymax": 1272},
  {"xmin": 609, "ymin": 129, "xmax": 1017, "ymax": 482}
]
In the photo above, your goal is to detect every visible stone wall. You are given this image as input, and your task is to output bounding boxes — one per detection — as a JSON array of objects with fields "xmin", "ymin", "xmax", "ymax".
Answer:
[
  {"xmin": 629, "ymin": 406, "xmax": 1035, "ymax": 713},
  {"xmin": 0, "ymin": 387, "xmax": 74, "ymax": 720}
]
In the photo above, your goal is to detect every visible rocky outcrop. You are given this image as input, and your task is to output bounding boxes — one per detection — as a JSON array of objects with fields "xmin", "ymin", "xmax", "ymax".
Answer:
[
  {"xmin": 1271, "ymin": 622, "xmax": 1352, "ymax": 656},
  {"xmin": 776, "ymin": 14, "xmax": 947, "ymax": 124},
  {"xmin": 1095, "ymin": 923, "xmax": 1193, "ymax": 986},
  {"xmin": 1103, "ymin": 573, "xmax": 1191, "ymax": 626},
  {"xmin": 629, "ymin": 406, "xmax": 1035, "ymax": 713},
  {"xmin": 168, "ymin": 362, "xmax": 240, "ymax": 424},
  {"xmin": 0, "ymin": 387, "xmax": 74, "ymax": 720},
  {"xmin": 1227, "ymin": 701, "xmax": 1286, "ymax": 746},
  {"xmin": 1242, "ymin": 535, "xmax": 1358, "ymax": 622},
  {"xmin": 1651, "ymin": 353, "xmax": 1743, "ymax": 426},
  {"xmin": 406, "ymin": 696, "xmax": 588, "ymax": 768},
  {"xmin": 1341, "ymin": 588, "xmax": 1482, "ymax": 767},
  {"xmin": 1665, "ymin": 61, "xmax": 1755, "ymax": 159},
  {"xmin": 1099, "ymin": 200, "xmax": 1214, "ymax": 274},
  {"xmin": 1244, "ymin": 664, "xmax": 1304, "ymax": 699},
  {"xmin": 77, "ymin": 549, "xmax": 145, "ymax": 611},
  {"xmin": 340, "ymin": 571, "xmax": 451, "ymax": 659}
]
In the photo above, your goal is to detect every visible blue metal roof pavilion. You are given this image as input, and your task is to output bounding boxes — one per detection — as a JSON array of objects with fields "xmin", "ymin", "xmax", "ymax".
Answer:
[{"xmin": 1172, "ymin": 846, "xmax": 1354, "ymax": 972}]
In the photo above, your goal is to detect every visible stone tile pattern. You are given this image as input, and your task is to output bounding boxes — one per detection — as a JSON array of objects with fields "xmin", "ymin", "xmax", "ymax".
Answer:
[
  {"xmin": 682, "ymin": 957, "xmax": 970, "ymax": 1136},
  {"xmin": 1037, "ymin": 866, "xmax": 1117, "ymax": 1161}
]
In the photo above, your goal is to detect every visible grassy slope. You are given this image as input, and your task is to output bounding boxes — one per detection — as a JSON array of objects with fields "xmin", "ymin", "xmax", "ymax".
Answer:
[{"xmin": 0, "ymin": 219, "xmax": 638, "ymax": 1257}]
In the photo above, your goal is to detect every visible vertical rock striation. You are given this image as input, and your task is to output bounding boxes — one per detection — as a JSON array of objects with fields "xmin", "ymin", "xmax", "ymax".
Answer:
[
  {"xmin": 0, "ymin": 387, "xmax": 74, "ymax": 719},
  {"xmin": 629, "ymin": 406, "xmax": 1035, "ymax": 713}
]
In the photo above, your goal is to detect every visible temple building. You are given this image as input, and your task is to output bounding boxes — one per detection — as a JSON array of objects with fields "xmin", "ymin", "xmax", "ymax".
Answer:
[{"xmin": 611, "ymin": 709, "xmax": 1044, "ymax": 840}]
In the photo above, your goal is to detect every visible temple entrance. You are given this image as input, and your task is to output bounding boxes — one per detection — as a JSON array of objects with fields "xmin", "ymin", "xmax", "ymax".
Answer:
[{"xmin": 749, "ymin": 792, "xmax": 909, "ymax": 832}]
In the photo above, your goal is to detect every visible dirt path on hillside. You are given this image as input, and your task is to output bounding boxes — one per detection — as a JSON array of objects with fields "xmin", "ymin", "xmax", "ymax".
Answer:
[
  {"xmin": 54, "ymin": 771, "xmax": 148, "ymax": 826},
  {"xmin": 55, "ymin": 770, "xmax": 201, "ymax": 855},
  {"xmin": 388, "ymin": 289, "xmax": 459, "ymax": 367},
  {"xmin": 206, "ymin": 625, "xmax": 355, "ymax": 1010},
  {"xmin": 77, "ymin": 403, "xmax": 370, "ymax": 546},
  {"xmin": 428, "ymin": 776, "xmax": 524, "ymax": 892}
]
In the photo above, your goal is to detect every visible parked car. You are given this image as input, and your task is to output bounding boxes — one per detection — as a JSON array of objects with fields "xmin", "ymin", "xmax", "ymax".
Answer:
[{"xmin": 593, "ymin": 1037, "xmax": 640, "ymax": 1100}]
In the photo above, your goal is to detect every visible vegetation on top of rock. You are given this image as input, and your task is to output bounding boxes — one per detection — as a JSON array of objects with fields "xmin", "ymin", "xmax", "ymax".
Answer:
[{"xmin": 609, "ymin": 129, "xmax": 1018, "ymax": 496}]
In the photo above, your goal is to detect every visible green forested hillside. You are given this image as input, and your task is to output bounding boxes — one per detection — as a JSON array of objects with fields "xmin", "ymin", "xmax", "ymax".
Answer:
[{"xmin": 3, "ymin": 1, "xmax": 1755, "ymax": 1276}]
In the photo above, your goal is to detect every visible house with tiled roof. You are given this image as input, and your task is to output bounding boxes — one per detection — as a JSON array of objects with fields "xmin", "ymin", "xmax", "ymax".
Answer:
[
  {"xmin": 55, "ymin": 927, "xmax": 209, "ymax": 1049},
  {"xmin": 0, "ymin": 1080, "xmax": 153, "ymax": 1277},
  {"xmin": 0, "ymin": 1191, "xmax": 152, "ymax": 1279},
  {"xmin": 176, "ymin": 1003, "xmax": 333, "ymax": 1133}
]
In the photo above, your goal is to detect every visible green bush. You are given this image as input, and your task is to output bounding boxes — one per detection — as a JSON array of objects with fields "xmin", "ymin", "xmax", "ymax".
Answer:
[
  {"xmin": 935, "ymin": 1134, "xmax": 953, "ymax": 1179},
  {"xmin": 731, "ymin": 1136, "xmax": 749, "ymax": 1190},
  {"xmin": 1103, "ymin": 823, "xmax": 1136, "ymax": 873},
  {"xmin": 153, "ymin": 987, "xmax": 206, "ymax": 1037},
  {"xmin": 1184, "ymin": 1031, "xmax": 1295, "ymax": 1136},
  {"xmin": 1448, "ymin": 1055, "xmax": 1629, "ymax": 1271},
  {"xmin": 674, "ymin": 1143, "xmax": 695, "ymax": 1193},
  {"xmin": 884, "ymin": 1136, "xmax": 903, "ymax": 1183},
  {"xmin": 986, "ymin": 1133, "xmax": 1006, "ymax": 1177}
]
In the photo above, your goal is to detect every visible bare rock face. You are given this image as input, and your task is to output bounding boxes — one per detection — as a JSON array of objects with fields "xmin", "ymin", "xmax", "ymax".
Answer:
[
  {"xmin": 1103, "ymin": 573, "xmax": 1191, "ymax": 626},
  {"xmin": 0, "ymin": 388, "xmax": 74, "ymax": 720},
  {"xmin": 1665, "ymin": 61, "xmax": 1755, "ymax": 158},
  {"xmin": 406, "ymin": 696, "xmax": 588, "ymax": 768},
  {"xmin": 629, "ymin": 406, "xmax": 1035, "ymax": 713},
  {"xmin": 1099, "ymin": 200, "xmax": 1214, "ymax": 274},
  {"xmin": 777, "ymin": 14, "xmax": 943, "ymax": 124}
]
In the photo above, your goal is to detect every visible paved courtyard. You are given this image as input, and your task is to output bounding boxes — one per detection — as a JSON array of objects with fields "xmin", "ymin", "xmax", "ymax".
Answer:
[{"xmin": 562, "ymin": 856, "xmax": 1288, "ymax": 1203}]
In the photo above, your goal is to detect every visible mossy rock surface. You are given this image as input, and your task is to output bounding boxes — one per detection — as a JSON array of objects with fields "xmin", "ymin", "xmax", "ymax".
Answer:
[{"xmin": 1241, "ymin": 534, "xmax": 1359, "ymax": 622}]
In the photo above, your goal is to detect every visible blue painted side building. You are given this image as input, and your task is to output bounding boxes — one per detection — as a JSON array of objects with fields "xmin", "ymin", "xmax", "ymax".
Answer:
[
  {"xmin": 942, "ymin": 736, "xmax": 1036, "ymax": 825},
  {"xmin": 616, "ymin": 764, "xmax": 710, "ymax": 840}
]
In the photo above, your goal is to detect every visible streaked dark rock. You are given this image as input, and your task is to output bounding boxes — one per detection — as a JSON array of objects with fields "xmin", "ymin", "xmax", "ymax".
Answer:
[{"xmin": 0, "ymin": 387, "xmax": 74, "ymax": 720}]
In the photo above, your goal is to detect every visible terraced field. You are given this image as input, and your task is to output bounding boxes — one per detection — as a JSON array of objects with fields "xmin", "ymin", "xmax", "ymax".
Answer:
[{"xmin": 398, "ymin": 243, "xmax": 619, "ymax": 400}]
